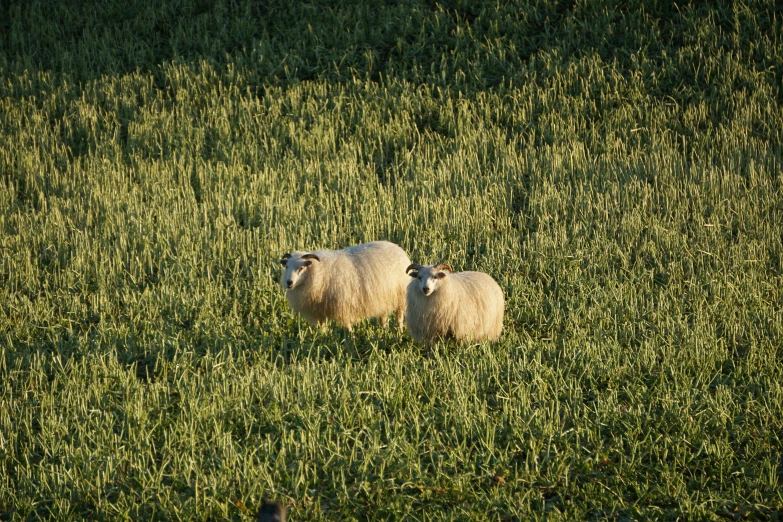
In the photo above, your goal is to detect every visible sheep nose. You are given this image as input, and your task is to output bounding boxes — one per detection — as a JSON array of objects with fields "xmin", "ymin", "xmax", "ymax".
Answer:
[
  {"xmin": 286, "ymin": 280, "xmax": 293, "ymax": 288},
  {"xmin": 423, "ymin": 287, "xmax": 430, "ymax": 295}
]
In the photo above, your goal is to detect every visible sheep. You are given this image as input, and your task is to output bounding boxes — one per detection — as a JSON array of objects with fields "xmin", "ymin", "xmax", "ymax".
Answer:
[
  {"xmin": 405, "ymin": 263, "xmax": 504, "ymax": 345},
  {"xmin": 279, "ymin": 241, "xmax": 411, "ymax": 332},
  {"xmin": 257, "ymin": 500, "xmax": 286, "ymax": 522}
]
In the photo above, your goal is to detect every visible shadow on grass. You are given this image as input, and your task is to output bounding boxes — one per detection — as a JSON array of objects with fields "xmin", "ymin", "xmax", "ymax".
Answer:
[{"xmin": 5, "ymin": 0, "xmax": 775, "ymax": 103}]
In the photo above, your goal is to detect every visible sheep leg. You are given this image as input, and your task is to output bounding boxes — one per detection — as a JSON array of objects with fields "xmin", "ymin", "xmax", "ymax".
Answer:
[
  {"xmin": 381, "ymin": 315, "xmax": 388, "ymax": 328},
  {"xmin": 395, "ymin": 309, "xmax": 405, "ymax": 331}
]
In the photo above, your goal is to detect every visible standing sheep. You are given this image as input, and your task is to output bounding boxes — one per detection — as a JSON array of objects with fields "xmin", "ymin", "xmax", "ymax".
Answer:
[
  {"xmin": 279, "ymin": 241, "xmax": 411, "ymax": 331},
  {"xmin": 405, "ymin": 263, "xmax": 504, "ymax": 345}
]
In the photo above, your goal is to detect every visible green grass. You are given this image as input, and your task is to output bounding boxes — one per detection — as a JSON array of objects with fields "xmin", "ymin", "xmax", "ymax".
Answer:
[{"xmin": 1, "ymin": 0, "xmax": 782, "ymax": 519}]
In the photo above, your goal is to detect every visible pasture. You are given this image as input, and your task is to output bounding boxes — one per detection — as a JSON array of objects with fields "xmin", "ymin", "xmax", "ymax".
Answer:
[{"xmin": 1, "ymin": 0, "xmax": 782, "ymax": 519}]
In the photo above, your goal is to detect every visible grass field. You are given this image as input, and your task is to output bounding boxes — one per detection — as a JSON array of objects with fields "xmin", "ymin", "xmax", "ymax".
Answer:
[{"xmin": 1, "ymin": 0, "xmax": 782, "ymax": 519}]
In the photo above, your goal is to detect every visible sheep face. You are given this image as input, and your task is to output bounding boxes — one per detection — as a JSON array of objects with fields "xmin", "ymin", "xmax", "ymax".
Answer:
[
  {"xmin": 280, "ymin": 252, "xmax": 320, "ymax": 290},
  {"xmin": 406, "ymin": 263, "xmax": 452, "ymax": 296}
]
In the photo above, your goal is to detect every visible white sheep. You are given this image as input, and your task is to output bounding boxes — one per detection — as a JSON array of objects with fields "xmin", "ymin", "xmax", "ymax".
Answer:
[
  {"xmin": 405, "ymin": 263, "xmax": 504, "ymax": 345},
  {"xmin": 279, "ymin": 241, "xmax": 411, "ymax": 331}
]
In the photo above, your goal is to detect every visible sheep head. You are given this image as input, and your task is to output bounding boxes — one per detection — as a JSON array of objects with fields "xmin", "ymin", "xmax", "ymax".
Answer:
[
  {"xmin": 409, "ymin": 263, "xmax": 452, "ymax": 296},
  {"xmin": 281, "ymin": 252, "xmax": 320, "ymax": 290}
]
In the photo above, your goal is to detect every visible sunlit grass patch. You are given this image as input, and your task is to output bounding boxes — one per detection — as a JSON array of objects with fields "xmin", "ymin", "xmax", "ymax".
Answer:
[{"xmin": 1, "ymin": 0, "xmax": 782, "ymax": 519}]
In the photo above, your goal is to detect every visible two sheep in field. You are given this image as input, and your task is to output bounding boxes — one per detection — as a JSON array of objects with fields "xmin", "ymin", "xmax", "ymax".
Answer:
[{"xmin": 279, "ymin": 241, "xmax": 504, "ymax": 345}]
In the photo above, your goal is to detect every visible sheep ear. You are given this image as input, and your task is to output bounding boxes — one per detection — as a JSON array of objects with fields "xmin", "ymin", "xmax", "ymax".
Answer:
[
  {"xmin": 434, "ymin": 263, "xmax": 452, "ymax": 274},
  {"xmin": 280, "ymin": 253, "xmax": 291, "ymax": 266},
  {"xmin": 406, "ymin": 264, "xmax": 421, "ymax": 276},
  {"xmin": 303, "ymin": 260, "xmax": 313, "ymax": 267},
  {"xmin": 301, "ymin": 253, "xmax": 320, "ymax": 261}
]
